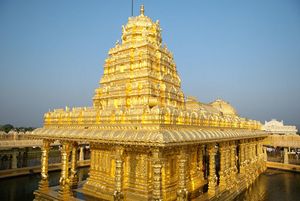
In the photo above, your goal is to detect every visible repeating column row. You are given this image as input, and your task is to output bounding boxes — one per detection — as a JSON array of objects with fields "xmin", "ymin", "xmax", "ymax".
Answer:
[{"xmin": 36, "ymin": 138, "xmax": 266, "ymax": 200}]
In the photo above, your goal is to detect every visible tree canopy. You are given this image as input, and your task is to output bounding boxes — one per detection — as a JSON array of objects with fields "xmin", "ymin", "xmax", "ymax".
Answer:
[{"xmin": 0, "ymin": 124, "xmax": 35, "ymax": 133}]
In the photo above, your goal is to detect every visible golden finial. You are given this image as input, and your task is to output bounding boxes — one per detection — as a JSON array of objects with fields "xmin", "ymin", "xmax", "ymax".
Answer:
[{"xmin": 140, "ymin": 5, "xmax": 144, "ymax": 16}]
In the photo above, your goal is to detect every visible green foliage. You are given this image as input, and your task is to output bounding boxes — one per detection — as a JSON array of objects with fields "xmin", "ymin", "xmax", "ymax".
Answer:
[
  {"xmin": 0, "ymin": 124, "xmax": 14, "ymax": 133},
  {"xmin": 15, "ymin": 127, "xmax": 35, "ymax": 132},
  {"xmin": 0, "ymin": 124, "xmax": 35, "ymax": 133}
]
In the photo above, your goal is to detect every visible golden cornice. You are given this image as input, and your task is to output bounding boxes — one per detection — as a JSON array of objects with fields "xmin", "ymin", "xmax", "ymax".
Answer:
[{"xmin": 29, "ymin": 127, "xmax": 267, "ymax": 147}]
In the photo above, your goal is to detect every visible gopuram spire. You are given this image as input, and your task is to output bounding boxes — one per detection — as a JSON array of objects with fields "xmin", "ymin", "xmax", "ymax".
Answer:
[
  {"xmin": 140, "ymin": 4, "xmax": 145, "ymax": 15},
  {"xmin": 43, "ymin": 5, "xmax": 261, "ymax": 130}
]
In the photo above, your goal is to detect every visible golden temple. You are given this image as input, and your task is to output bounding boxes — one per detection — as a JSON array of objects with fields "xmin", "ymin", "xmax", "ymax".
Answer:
[{"xmin": 30, "ymin": 5, "xmax": 268, "ymax": 201}]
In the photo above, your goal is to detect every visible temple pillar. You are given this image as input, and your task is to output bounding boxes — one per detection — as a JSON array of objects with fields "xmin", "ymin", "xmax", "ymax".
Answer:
[
  {"xmin": 230, "ymin": 142, "xmax": 237, "ymax": 173},
  {"xmin": 250, "ymin": 141, "xmax": 256, "ymax": 181},
  {"xmin": 255, "ymin": 140, "xmax": 260, "ymax": 174},
  {"xmin": 260, "ymin": 141, "xmax": 266, "ymax": 172},
  {"xmin": 79, "ymin": 146, "xmax": 84, "ymax": 161},
  {"xmin": 283, "ymin": 147, "xmax": 289, "ymax": 164},
  {"xmin": 259, "ymin": 141, "xmax": 263, "ymax": 156},
  {"xmin": 245, "ymin": 141, "xmax": 251, "ymax": 180},
  {"xmin": 11, "ymin": 149, "xmax": 18, "ymax": 169},
  {"xmin": 152, "ymin": 148, "xmax": 162, "ymax": 201},
  {"xmin": 253, "ymin": 141, "xmax": 256, "ymax": 160},
  {"xmin": 38, "ymin": 140, "xmax": 51, "ymax": 191},
  {"xmin": 69, "ymin": 143, "xmax": 79, "ymax": 189},
  {"xmin": 259, "ymin": 141, "xmax": 263, "ymax": 159},
  {"xmin": 244, "ymin": 140, "xmax": 250, "ymax": 169},
  {"xmin": 225, "ymin": 143, "xmax": 231, "ymax": 188},
  {"xmin": 114, "ymin": 146, "xmax": 124, "ymax": 201},
  {"xmin": 218, "ymin": 143, "xmax": 226, "ymax": 190},
  {"xmin": 177, "ymin": 147, "xmax": 188, "ymax": 201},
  {"xmin": 207, "ymin": 143, "xmax": 217, "ymax": 196},
  {"xmin": 263, "ymin": 146, "xmax": 267, "ymax": 161},
  {"xmin": 197, "ymin": 145, "xmax": 205, "ymax": 181},
  {"xmin": 256, "ymin": 141, "xmax": 262, "ymax": 173},
  {"xmin": 230, "ymin": 142, "xmax": 237, "ymax": 190},
  {"xmin": 248, "ymin": 141, "xmax": 253, "ymax": 161},
  {"xmin": 58, "ymin": 142, "xmax": 72, "ymax": 200},
  {"xmin": 239, "ymin": 141, "xmax": 245, "ymax": 174},
  {"xmin": 244, "ymin": 140, "xmax": 249, "ymax": 162}
]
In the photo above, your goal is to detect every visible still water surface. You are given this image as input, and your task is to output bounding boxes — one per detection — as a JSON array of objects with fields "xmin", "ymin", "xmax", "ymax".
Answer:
[
  {"xmin": 0, "ymin": 168, "xmax": 299, "ymax": 201},
  {"xmin": 0, "ymin": 167, "xmax": 89, "ymax": 201},
  {"xmin": 235, "ymin": 169, "xmax": 300, "ymax": 201}
]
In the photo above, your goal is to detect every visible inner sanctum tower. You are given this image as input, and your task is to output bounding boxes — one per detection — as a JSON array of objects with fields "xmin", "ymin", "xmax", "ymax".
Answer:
[{"xmin": 31, "ymin": 5, "xmax": 268, "ymax": 201}]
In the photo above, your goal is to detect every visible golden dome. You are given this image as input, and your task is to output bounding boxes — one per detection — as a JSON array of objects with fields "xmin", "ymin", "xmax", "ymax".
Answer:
[
  {"xmin": 210, "ymin": 99, "xmax": 237, "ymax": 116},
  {"xmin": 120, "ymin": 5, "xmax": 162, "ymax": 46}
]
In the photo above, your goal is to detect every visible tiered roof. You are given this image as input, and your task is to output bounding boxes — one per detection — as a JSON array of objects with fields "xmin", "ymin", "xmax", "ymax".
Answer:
[{"xmin": 31, "ymin": 6, "xmax": 266, "ymax": 144}]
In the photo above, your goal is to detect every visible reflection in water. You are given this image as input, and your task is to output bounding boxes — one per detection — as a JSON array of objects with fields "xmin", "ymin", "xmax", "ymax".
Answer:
[
  {"xmin": 0, "ymin": 167, "xmax": 89, "ymax": 201},
  {"xmin": 235, "ymin": 169, "xmax": 300, "ymax": 201},
  {"xmin": 0, "ymin": 168, "xmax": 299, "ymax": 201}
]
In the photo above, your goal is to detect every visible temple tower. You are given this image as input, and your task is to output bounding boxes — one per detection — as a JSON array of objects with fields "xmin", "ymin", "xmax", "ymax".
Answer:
[{"xmin": 93, "ymin": 6, "xmax": 184, "ymax": 112}]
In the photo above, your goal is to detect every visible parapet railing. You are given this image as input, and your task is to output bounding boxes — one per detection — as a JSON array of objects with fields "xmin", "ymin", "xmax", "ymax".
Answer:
[{"xmin": 264, "ymin": 134, "xmax": 300, "ymax": 148}]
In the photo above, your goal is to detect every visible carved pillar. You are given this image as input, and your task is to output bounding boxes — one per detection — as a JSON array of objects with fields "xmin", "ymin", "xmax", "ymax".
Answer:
[
  {"xmin": 247, "ymin": 141, "xmax": 252, "ymax": 168},
  {"xmin": 230, "ymin": 142, "xmax": 238, "ymax": 190},
  {"xmin": 114, "ymin": 146, "xmax": 124, "ymax": 201},
  {"xmin": 38, "ymin": 140, "xmax": 51, "ymax": 191},
  {"xmin": 244, "ymin": 140, "xmax": 249, "ymax": 162},
  {"xmin": 218, "ymin": 143, "xmax": 226, "ymax": 190},
  {"xmin": 250, "ymin": 141, "xmax": 255, "ymax": 181},
  {"xmin": 248, "ymin": 141, "xmax": 253, "ymax": 171},
  {"xmin": 207, "ymin": 143, "xmax": 217, "ymax": 196},
  {"xmin": 256, "ymin": 141, "xmax": 261, "ymax": 173},
  {"xmin": 230, "ymin": 142, "xmax": 237, "ymax": 173},
  {"xmin": 177, "ymin": 148, "xmax": 188, "ymax": 201},
  {"xmin": 11, "ymin": 149, "xmax": 18, "ymax": 169},
  {"xmin": 225, "ymin": 143, "xmax": 231, "ymax": 187},
  {"xmin": 260, "ymin": 142, "xmax": 264, "ymax": 158},
  {"xmin": 197, "ymin": 145, "xmax": 205, "ymax": 181},
  {"xmin": 263, "ymin": 146, "xmax": 267, "ymax": 161},
  {"xmin": 254, "ymin": 140, "xmax": 259, "ymax": 175},
  {"xmin": 240, "ymin": 142, "xmax": 245, "ymax": 163},
  {"xmin": 252, "ymin": 141, "xmax": 256, "ymax": 160},
  {"xmin": 79, "ymin": 146, "xmax": 84, "ymax": 161},
  {"xmin": 239, "ymin": 141, "xmax": 245, "ymax": 174},
  {"xmin": 69, "ymin": 143, "xmax": 79, "ymax": 189},
  {"xmin": 259, "ymin": 141, "xmax": 262, "ymax": 156},
  {"xmin": 152, "ymin": 148, "xmax": 162, "ymax": 201},
  {"xmin": 248, "ymin": 141, "xmax": 252, "ymax": 161},
  {"xmin": 260, "ymin": 141, "xmax": 266, "ymax": 172},
  {"xmin": 90, "ymin": 149, "xmax": 95, "ymax": 169},
  {"xmin": 58, "ymin": 142, "xmax": 72, "ymax": 200},
  {"xmin": 230, "ymin": 142, "xmax": 237, "ymax": 175},
  {"xmin": 283, "ymin": 147, "xmax": 289, "ymax": 164},
  {"xmin": 263, "ymin": 145, "xmax": 268, "ymax": 171}
]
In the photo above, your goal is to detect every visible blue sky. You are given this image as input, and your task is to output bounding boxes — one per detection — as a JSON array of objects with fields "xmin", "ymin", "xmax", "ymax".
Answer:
[{"xmin": 0, "ymin": 0, "xmax": 299, "ymax": 129}]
